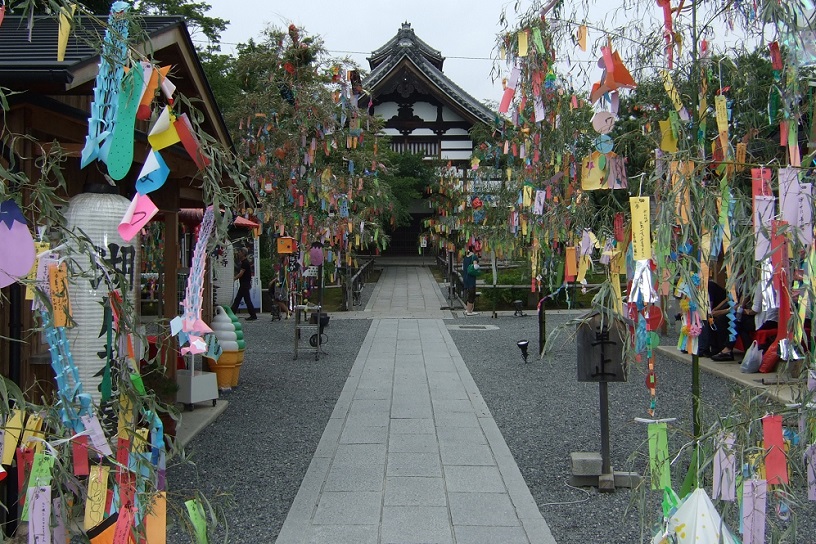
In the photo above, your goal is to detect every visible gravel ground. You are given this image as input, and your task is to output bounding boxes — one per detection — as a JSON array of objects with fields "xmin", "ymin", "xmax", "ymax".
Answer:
[
  {"xmin": 167, "ymin": 277, "xmax": 815, "ymax": 543},
  {"xmin": 448, "ymin": 308, "xmax": 816, "ymax": 544}
]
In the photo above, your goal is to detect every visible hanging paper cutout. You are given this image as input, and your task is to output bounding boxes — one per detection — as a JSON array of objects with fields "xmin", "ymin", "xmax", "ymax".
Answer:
[
  {"xmin": 754, "ymin": 196, "xmax": 774, "ymax": 261},
  {"xmin": 135, "ymin": 150, "xmax": 170, "ymax": 195},
  {"xmin": 185, "ymin": 499, "xmax": 209, "ymax": 544},
  {"xmin": 630, "ymin": 197, "xmax": 651, "ymax": 260},
  {"xmin": 57, "ymin": 4, "xmax": 77, "ymax": 62},
  {"xmin": 763, "ymin": 414, "xmax": 788, "ymax": 485},
  {"xmin": 742, "ymin": 479, "xmax": 767, "ymax": 544},
  {"xmin": 85, "ymin": 465, "xmax": 110, "ymax": 530},
  {"xmin": 174, "ymin": 113, "xmax": 211, "ymax": 169},
  {"xmin": 147, "ymin": 106, "xmax": 181, "ymax": 151},
  {"xmin": 118, "ymin": 193, "xmax": 158, "ymax": 242},
  {"xmin": 48, "ymin": 261, "xmax": 72, "ymax": 328},
  {"xmin": 0, "ymin": 199, "xmax": 36, "ymax": 288},
  {"xmin": 666, "ymin": 488, "xmax": 738, "ymax": 543},
  {"xmin": 104, "ymin": 60, "xmax": 145, "ymax": 180},
  {"xmin": 648, "ymin": 422, "xmax": 671, "ymax": 490},
  {"xmin": 590, "ymin": 47, "xmax": 637, "ymax": 103},
  {"xmin": 576, "ymin": 25, "xmax": 587, "ymax": 51},
  {"xmin": 138, "ymin": 65, "xmax": 170, "ymax": 121},
  {"xmin": 181, "ymin": 206, "xmax": 216, "ymax": 335},
  {"xmin": 81, "ymin": 2, "xmax": 130, "ymax": 169}
]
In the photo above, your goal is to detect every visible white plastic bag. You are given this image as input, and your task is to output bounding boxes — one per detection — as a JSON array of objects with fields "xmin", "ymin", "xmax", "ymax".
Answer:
[{"xmin": 740, "ymin": 340, "xmax": 763, "ymax": 373}]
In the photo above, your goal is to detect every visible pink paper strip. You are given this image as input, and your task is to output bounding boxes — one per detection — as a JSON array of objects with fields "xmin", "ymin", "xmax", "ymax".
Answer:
[
  {"xmin": 499, "ymin": 87, "xmax": 515, "ymax": 114},
  {"xmin": 742, "ymin": 479, "xmax": 767, "ymax": 544},
  {"xmin": 754, "ymin": 196, "xmax": 775, "ymax": 261},
  {"xmin": 713, "ymin": 432, "xmax": 736, "ymax": 501},
  {"xmin": 117, "ymin": 193, "xmax": 158, "ymax": 242},
  {"xmin": 763, "ymin": 414, "xmax": 788, "ymax": 485}
]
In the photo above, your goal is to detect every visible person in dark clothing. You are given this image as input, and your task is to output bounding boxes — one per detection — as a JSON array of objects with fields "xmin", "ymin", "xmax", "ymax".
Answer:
[
  {"xmin": 462, "ymin": 246, "xmax": 478, "ymax": 315},
  {"xmin": 701, "ymin": 279, "xmax": 729, "ymax": 358},
  {"xmin": 232, "ymin": 248, "xmax": 257, "ymax": 320}
]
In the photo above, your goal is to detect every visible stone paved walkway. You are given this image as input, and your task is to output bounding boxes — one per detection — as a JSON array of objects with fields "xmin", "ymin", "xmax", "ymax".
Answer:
[{"xmin": 275, "ymin": 265, "xmax": 556, "ymax": 544}]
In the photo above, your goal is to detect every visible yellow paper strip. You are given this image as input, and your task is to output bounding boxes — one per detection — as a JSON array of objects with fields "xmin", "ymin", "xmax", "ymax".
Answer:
[
  {"xmin": 577, "ymin": 25, "xmax": 588, "ymax": 51},
  {"xmin": 630, "ymin": 197, "xmax": 651, "ymax": 261},
  {"xmin": 57, "ymin": 5, "xmax": 76, "ymax": 62},
  {"xmin": 661, "ymin": 70, "xmax": 685, "ymax": 114},
  {"xmin": 2, "ymin": 410, "xmax": 25, "ymax": 465},
  {"xmin": 21, "ymin": 413, "xmax": 44, "ymax": 453},
  {"xmin": 84, "ymin": 465, "xmax": 110, "ymax": 530},
  {"xmin": 49, "ymin": 261, "xmax": 71, "ymax": 328},
  {"xmin": 517, "ymin": 30, "xmax": 528, "ymax": 57}
]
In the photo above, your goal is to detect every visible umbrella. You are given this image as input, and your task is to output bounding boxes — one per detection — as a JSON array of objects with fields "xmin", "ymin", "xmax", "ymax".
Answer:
[{"xmin": 666, "ymin": 488, "xmax": 738, "ymax": 544}]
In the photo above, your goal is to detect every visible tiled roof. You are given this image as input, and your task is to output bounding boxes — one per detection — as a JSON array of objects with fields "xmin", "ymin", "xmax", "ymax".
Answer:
[
  {"xmin": 0, "ymin": 14, "xmax": 185, "ymax": 84},
  {"xmin": 365, "ymin": 24, "xmax": 494, "ymax": 126}
]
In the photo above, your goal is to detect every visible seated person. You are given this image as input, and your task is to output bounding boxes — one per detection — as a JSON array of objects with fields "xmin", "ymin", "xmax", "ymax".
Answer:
[{"xmin": 269, "ymin": 278, "xmax": 291, "ymax": 319}]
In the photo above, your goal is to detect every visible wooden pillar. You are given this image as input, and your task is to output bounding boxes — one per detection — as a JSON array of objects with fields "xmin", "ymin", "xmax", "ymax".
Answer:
[{"xmin": 162, "ymin": 211, "xmax": 179, "ymax": 379}]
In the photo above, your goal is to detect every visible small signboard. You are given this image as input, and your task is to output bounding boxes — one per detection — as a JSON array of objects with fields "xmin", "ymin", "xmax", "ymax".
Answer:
[
  {"xmin": 302, "ymin": 266, "xmax": 319, "ymax": 277},
  {"xmin": 576, "ymin": 312, "xmax": 627, "ymax": 382}
]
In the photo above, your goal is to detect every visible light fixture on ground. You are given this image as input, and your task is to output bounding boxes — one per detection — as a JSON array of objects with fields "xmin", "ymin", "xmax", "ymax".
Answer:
[{"xmin": 517, "ymin": 340, "xmax": 529, "ymax": 363}]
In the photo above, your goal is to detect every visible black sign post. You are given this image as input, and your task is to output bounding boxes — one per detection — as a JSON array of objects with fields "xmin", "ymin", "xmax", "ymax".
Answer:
[{"xmin": 577, "ymin": 312, "xmax": 627, "ymax": 489}]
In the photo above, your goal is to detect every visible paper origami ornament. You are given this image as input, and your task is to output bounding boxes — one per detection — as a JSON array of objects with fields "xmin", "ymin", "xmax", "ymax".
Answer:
[
  {"xmin": 665, "ymin": 488, "xmax": 738, "ymax": 543},
  {"xmin": 590, "ymin": 46, "xmax": 637, "ymax": 103},
  {"xmin": 0, "ymin": 199, "xmax": 36, "ymax": 288}
]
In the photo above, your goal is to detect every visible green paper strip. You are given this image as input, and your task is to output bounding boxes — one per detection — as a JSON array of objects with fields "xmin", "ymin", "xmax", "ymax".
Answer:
[
  {"xmin": 648, "ymin": 422, "xmax": 671, "ymax": 491},
  {"xmin": 678, "ymin": 445, "xmax": 698, "ymax": 498},
  {"xmin": 185, "ymin": 499, "xmax": 209, "ymax": 544},
  {"xmin": 532, "ymin": 27, "xmax": 546, "ymax": 54}
]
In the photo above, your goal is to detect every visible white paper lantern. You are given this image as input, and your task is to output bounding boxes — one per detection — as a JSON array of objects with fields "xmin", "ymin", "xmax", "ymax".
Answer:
[{"xmin": 64, "ymin": 190, "xmax": 141, "ymax": 403}]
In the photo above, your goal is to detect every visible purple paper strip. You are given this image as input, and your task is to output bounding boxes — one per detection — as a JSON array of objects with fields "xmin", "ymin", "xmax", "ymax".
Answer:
[
  {"xmin": 779, "ymin": 167, "xmax": 801, "ymax": 228},
  {"xmin": 52, "ymin": 497, "xmax": 66, "ymax": 544},
  {"xmin": 798, "ymin": 183, "xmax": 813, "ymax": 247},
  {"xmin": 807, "ymin": 444, "xmax": 816, "ymax": 501},
  {"xmin": 754, "ymin": 196, "xmax": 775, "ymax": 261},
  {"xmin": 28, "ymin": 486, "xmax": 51, "ymax": 544},
  {"xmin": 713, "ymin": 433, "xmax": 736, "ymax": 501},
  {"xmin": 742, "ymin": 479, "xmax": 767, "ymax": 544}
]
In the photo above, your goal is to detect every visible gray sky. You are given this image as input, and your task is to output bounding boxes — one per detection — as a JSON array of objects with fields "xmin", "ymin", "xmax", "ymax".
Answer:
[
  {"xmin": 203, "ymin": 1, "xmax": 755, "ymax": 108},
  {"xmin": 204, "ymin": 1, "xmax": 541, "ymax": 106}
]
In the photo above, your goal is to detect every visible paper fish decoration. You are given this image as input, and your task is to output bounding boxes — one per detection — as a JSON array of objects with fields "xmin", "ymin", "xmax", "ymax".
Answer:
[{"xmin": 0, "ymin": 200, "xmax": 36, "ymax": 288}]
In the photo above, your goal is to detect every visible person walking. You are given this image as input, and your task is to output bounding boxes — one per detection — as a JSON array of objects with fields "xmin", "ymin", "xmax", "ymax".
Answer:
[
  {"xmin": 232, "ymin": 248, "xmax": 257, "ymax": 320},
  {"xmin": 464, "ymin": 253, "xmax": 482, "ymax": 316}
]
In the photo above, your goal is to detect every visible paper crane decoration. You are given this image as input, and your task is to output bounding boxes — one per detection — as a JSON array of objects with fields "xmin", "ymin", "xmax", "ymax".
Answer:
[{"xmin": 590, "ymin": 46, "xmax": 637, "ymax": 104}]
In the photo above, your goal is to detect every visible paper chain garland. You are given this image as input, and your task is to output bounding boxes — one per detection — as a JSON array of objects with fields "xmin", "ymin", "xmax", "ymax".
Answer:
[
  {"xmin": 40, "ymin": 309, "xmax": 91, "ymax": 433},
  {"xmin": 178, "ymin": 206, "xmax": 216, "ymax": 355},
  {"xmin": 81, "ymin": 1, "xmax": 130, "ymax": 169}
]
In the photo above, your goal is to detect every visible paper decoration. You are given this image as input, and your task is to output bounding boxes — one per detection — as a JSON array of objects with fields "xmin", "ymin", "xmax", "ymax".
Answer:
[
  {"xmin": 742, "ymin": 479, "xmax": 767, "ymax": 544},
  {"xmin": 185, "ymin": 499, "xmax": 208, "ymax": 544},
  {"xmin": 81, "ymin": 2, "xmax": 131, "ymax": 168},
  {"xmin": 48, "ymin": 262, "xmax": 71, "ymax": 328},
  {"xmin": 754, "ymin": 196, "xmax": 774, "ymax": 261},
  {"xmin": 661, "ymin": 70, "xmax": 689, "ymax": 121},
  {"xmin": 576, "ymin": 25, "xmax": 587, "ymax": 51},
  {"xmin": 175, "ymin": 113, "xmax": 210, "ymax": 169},
  {"xmin": 564, "ymin": 246, "xmax": 577, "ymax": 281},
  {"xmin": 138, "ymin": 65, "xmax": 170, "ymax": 121},
  {"xmin": 630, "ymin": 198, "xmax": 651, "ymax": 260},
  {"xmin": 762, "ymin": 414, "xmax": 788, "ymax": 485},
  {"xmin": 21, "ymin": 452, "xmax": 54, "ymax": 521},
  {"xmin": 590, "ymin": 47, "xmax": 637, "ymax": 103},
  {"xmin": 181, "ymin": 207, "xmax": 215, "ymax": 335},
  {"xmin": 0, "ymin": 5, "xmax": 5, "ymax": 28},
  {"xmin": 135, "ymin": 150, "xmax": 170, "ymax": 195},
  {"xmin": 118, "ymin": 193, "xmax": 158, "ymax": 242},
  {"xmin": 0, "ymin": 199, "xmax": 37, "ymax": 288},
  {"xmin": 147, "ymin": 106, "xmax": 181, "ymax": 151},
  {"xmin": 713, "ymin": 433, "xmax": 736, "ymax": 501},
  {"xmin": 2, "ymin": 410, "xmax": 24, "ymax": 465},
  {"xmin": 25, "ymin": 242, "xmax": 50, "ymax": 300},
  {"xmin": 648, "ymin": 422, "xmax": 671, "ymax": 490},
  {"xmin": 57, "ymin": 4, "xmax": 77, "ymax": 61},
  {"xmin": 27, "ymin": 485, "xmax": 51, "ymax": 542},
  {"xmin": 517, "ymin": 30, "xmax": 528, "ymax": 56},
  {"xmin": 85, "ymin": 465, "xmax": 110, "ymax": 530},
  {"xmin": 80, "ymin": 414, "xmax": 113, "ymax": 457},
  {"xmin": 104, "ymin": 61, "xmax": 145, "ymax": 181},
  {"xmin": 667, "ymin": 488, "xmax": 737, "ymax": 543},
  {"xmin": 145, "ymin": 491, "xmax": 167, "ymax": 543},
  {"xmin": 581, "ymin": 152, "xmax": 606, "ymax": 190}
]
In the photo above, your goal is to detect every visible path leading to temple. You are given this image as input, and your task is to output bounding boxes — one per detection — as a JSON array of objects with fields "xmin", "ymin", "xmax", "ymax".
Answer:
[{"xmin": 275, "ymin": 265, "xmax": 557, "ymax": 544}]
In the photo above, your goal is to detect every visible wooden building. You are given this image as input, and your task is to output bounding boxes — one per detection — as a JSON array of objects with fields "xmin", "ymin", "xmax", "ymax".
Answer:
[
  {"xmin": 364, "ymin": 23, "xmax": 493, "ymax": 254},
  {"xmin": 0, "ymin": 14, "xmax": 236, "ymax": 395}
]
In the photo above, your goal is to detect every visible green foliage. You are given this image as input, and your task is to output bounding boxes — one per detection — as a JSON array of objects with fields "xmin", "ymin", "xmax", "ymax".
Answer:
[{"xmin": 380, "ymin": 152, "xmax": 437, "ymax": 228}]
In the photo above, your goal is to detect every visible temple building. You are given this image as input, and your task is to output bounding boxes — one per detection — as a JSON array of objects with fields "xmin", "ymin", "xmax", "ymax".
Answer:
[{"xmin": 364, "ymin": 23, "xmax": 493, "ymax": 254}]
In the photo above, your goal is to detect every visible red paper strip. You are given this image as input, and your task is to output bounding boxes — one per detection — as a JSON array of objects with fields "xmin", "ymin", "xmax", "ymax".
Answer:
[
  {"xmin": 769, "ymin": 41, "xmax": 783, "ymax": 70},
  {"xmin": 752, "ymin": 168, "xmax": 773, "ymax": 198},
  {"xmin": 113, "ymin": 505, "xmax": 135, "ymax": 544},
  {"xmin": 499, "ymin": 87, "xmax": 515, "ymax": 114},
  {"xmin": 173, "ymin": 113, "xmax": 211, "ymax": 169},
  {"xmin": 73, "ymin": 434, "xmax": 90, "ymax": 477},
  {"xmin": 763, "ymin": 414, "xmax": 788, "ymax": 485},
  {"xmin": 16, "ymin": 447, "xmax": 34, "ymax": 496},
  {"xmin": 771, "ymin": 221, "xmax": 791, "ymax": 339}
]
